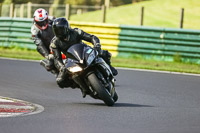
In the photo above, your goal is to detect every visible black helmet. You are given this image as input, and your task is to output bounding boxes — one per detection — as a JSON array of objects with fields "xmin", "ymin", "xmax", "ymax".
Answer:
[{"xmin": 52, "ymin": 18, "xmax": 70, "ymax": 40}]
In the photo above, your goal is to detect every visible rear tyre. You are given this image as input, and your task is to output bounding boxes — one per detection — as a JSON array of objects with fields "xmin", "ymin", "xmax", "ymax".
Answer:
[{"xmin": 87, "ymin": 73, "xmax": 115, "ymax": 106}]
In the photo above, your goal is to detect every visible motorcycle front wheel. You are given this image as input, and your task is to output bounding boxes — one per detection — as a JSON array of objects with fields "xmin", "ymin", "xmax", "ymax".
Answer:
[
  {"xmin": 113, "ymin": 92, "xmax": 118, "ymax": 102},
  {"xmin": 87, "ymin": 73, "xmax": 115, "ymax": 106}
]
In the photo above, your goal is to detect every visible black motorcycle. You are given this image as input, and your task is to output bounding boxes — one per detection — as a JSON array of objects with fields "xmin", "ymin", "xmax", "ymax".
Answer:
[{"xmin": 64, "ymin": 43, "xmax": 118, "ymax": 106}]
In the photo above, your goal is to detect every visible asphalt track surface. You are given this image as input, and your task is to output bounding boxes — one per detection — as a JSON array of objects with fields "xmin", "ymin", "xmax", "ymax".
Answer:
[{"xmin": 0, "ymin": 58, "xmax": 200, "ymax": 133}]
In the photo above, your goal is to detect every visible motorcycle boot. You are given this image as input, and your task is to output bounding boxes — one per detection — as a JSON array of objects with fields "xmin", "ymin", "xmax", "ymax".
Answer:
[
  {"xmin": 100, "ymin": 50, "xmax": 118, "ymax": 76},
  {"xmin": 57, "ymin": 78, "xmax": 74, "ymax": 89},
  {"xmin": 40, "ymin": 58, "xmax": 59, "ymax": 77},
  {"xmin": 56, "ymin": 66, "xmax": 69, "ymax": 88},
  {"xmin": 40, "ymin": 58, "xmax": 54, "ymax": 71}
]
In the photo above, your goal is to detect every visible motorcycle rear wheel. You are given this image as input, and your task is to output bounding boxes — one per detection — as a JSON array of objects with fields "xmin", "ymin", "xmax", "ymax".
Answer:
[{"xmin": 87, "ymin": 73, "xmax": 115, "ymax": 106}]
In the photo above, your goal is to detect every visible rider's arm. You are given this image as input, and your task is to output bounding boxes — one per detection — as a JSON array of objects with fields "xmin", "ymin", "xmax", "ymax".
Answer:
[
  {"xmin": 48, "ymin": 16, "xmax": 56, "ymax": 25},
  {"xmin": 31, "ymin": 25, "xmax": 50, "ymax": 58},
  {"xmin": 50, "ymin": 37, "xmax": 64, "ymax": 70},
  {"xmin": 75, "ymin": 28, "xmax": 101, "ymax": 49}
]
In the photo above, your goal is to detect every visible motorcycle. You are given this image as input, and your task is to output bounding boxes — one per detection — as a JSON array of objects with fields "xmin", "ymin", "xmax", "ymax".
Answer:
[{"xmin": 64, "ymin": 43, "xmax": 118, "ymax": 106}]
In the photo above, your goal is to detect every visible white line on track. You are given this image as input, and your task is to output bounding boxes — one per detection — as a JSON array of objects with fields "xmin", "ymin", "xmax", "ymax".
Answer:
[{"xmin": 117, "ymin": 67, "xmax": 200, "ymax": 77}]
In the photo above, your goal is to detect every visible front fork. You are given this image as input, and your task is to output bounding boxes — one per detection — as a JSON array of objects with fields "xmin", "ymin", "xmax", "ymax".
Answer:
[
  {"xmin": 71, "ymin": 58, "xmax": 115, "ymax": 98},
  {"xmin": 94, "ymin": 59, "xmax": 116, "ymax": 97},
  {"xmin": 72, "ymin": 74, "xmax": 89, "ymax": 94}
]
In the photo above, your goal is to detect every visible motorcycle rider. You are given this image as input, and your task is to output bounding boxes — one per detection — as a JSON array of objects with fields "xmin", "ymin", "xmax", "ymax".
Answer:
[
  {"xmin": 31, "ymin": 8, "xmax": 58, "ymax": 75},
  {"xmin": 50, "ymin": 17, "xmax": 118, "ymax": 94}
]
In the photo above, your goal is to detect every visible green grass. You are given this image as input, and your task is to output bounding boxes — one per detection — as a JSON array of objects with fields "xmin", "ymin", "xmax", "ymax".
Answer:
[
  {"xmin": 0, "ymin": 47, "xmax": 43, "ymax": 60},
  {"xmin": 1, "ymin": 47, "xmax": 200, "ymax": 74},
  {"xmin": 70, "ymin": 0, "xmax": 200, "ymax": 30},
  {"xmin": 112, "ymin": 57, "xmax": 200, "ymax": 74}
]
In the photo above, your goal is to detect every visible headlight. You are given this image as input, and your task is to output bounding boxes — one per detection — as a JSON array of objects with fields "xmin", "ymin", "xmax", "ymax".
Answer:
[{"xmin": 68, "ymin": 66, "xmax": 83, "ymax": 73}]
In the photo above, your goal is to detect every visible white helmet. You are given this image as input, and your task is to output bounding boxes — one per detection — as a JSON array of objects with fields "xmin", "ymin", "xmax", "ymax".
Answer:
[{"xmin": 33, "ymin": 8, "xmax": 48, "ymax": 30}]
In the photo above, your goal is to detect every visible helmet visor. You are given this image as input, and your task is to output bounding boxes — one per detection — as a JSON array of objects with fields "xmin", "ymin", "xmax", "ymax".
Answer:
[{"xmin": 36, "ymin": 19, "xmax": 48, "ymax": 27}]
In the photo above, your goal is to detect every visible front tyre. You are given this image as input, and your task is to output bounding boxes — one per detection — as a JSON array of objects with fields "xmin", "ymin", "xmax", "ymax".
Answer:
[
  {"xmin": 113, "ymin": 92, "xmax": 118, "ymax": 102},
  {"xmin": 87, "ymin": 73, "xmax": 115, "ymax": 106}
]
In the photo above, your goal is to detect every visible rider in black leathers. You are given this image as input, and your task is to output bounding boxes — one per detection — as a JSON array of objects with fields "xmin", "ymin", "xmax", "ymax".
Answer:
[
  {"xmin": 31, "ymin": 8, "xmax": 57, "ymax": 74},
  {"xmin": 50, "ymin": 18, "xmax": 118, "ymax": 93}
]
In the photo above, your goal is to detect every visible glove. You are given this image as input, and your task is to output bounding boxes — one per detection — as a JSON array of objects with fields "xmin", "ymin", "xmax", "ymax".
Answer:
[{"xmin": 94, "ymin": 43, "xmax": 101, "ymax": 53}]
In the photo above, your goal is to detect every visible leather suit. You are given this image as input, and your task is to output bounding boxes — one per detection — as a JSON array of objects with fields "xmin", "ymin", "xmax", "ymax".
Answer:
[
  {"xmin": 50, "ymin": 28, "xmax": 115, "ymax": 88},
  {"xmin": 31, "ymin": 17, "xmax": 58, "ymax": 73}
]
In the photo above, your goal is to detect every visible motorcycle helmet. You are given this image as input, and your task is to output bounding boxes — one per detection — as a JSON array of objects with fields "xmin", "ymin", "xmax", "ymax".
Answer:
[
  {"xmin": 33, "ymin": 8, "xmax": 48, "ymax": 30},
  {"xmin": 52, "ymin": 17, "xmax": 70, "ymax": 40}
]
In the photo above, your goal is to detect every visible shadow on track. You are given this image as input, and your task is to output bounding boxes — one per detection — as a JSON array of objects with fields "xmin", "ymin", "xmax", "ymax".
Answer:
[
  {"xmin": 73, "ymin": 102, "xmax": 154, "ymax": 107},
  {"xmin": 114, "ymin": 103, "xmax": 154, "ymax": 107}
]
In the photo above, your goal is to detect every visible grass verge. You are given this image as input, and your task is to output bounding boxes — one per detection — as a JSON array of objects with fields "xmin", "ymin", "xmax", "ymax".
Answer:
[
  {"xmin": 0, "ymin": 47, "xmax": 43, "ymax": 60},
  {"xmin": 0, "ymin": 47, "xmax": 200, "ymax": 74},
  {"xmin": 112, "ymin": 57, "xmax": 200, "ymax": 74}
]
